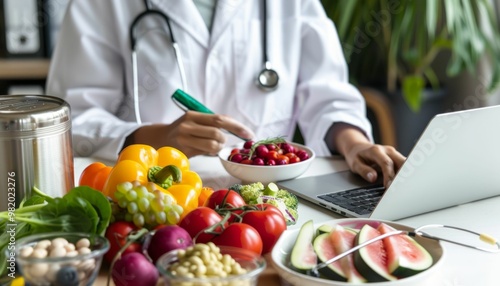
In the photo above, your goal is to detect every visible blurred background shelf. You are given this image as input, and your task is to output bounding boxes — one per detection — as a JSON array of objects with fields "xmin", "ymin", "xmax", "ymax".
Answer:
[{"xmin": 0, "ymin": 59, "xmax": 50, "ymax": 79}]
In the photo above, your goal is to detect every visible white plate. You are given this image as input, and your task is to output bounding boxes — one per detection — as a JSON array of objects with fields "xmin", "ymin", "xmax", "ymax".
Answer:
[
  {"xmin": 271, "ymin": 218, "xmax": 445, "ymax": 286},
  {"xmin": 218, "ymin": 142, "xmax": 315, "ymax": 183}
]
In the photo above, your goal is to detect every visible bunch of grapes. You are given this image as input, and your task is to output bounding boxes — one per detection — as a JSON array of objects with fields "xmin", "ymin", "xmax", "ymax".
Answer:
[
  {"xmin": 112, "ymin": 180, "xmax": 184, "ymax": 229},
  {"xmin": 227, "ymin": 139, "xmax": 310, "ymax": 166}
]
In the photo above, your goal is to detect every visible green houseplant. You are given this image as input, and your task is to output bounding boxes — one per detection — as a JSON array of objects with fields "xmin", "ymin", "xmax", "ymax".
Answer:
[{"xmin": 322, "ymin": 0, "xmax": 500, "ymax": 112}]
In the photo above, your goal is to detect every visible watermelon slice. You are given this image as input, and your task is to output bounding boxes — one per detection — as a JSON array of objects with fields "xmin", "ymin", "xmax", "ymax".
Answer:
[
  {"xmin": 353, "ymin": 224, "xmax": 397, "ymax": 282},
  {"xmin": 377, "ymin": 223, "xmax": 433, "ymax": 278},
  {"xmin": 289, "ymin": 220, "xmax": 317, "ymax": 273},
  {"xmin": 329, "ymin": 225, "xmax": 366, "ymax": 283},
  {"xmin": 313, "ymin": 232, "xmax": 347, "ymax": 281}
]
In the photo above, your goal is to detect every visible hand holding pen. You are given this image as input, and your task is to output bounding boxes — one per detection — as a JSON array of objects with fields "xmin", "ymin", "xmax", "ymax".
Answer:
[
  {"xmin": 124, "ymin": 89, "xmax": 253, "ymax": 157},
  {"xmin": 171, "ymin": 89, "xmax": 254, "ymax": 142}
]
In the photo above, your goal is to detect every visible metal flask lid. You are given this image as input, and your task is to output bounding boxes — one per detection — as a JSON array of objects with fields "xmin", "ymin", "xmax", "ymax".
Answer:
[{"xmin": 0, "ymin": 94, "xmax": 71, "ymax": 135}]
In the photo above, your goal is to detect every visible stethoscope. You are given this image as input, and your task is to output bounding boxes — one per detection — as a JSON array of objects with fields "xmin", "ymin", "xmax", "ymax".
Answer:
[{"xmin": 129, "ymin": 0, "xmax": 279, "ymax": 124}]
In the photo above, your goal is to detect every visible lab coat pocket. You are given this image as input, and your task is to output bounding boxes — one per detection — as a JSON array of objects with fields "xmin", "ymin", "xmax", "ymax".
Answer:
[{"xmin": 232, "ymin": 19, "xmax": 293, "ymax": 129}]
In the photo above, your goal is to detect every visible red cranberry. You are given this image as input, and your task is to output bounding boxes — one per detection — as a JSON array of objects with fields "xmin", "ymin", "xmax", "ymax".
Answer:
[
  {"xmin": 243, "ymin": 141, "xmax": 254, "ymax": 149},
  {"xmin": 229, "ymin": 153, "xmax": 243, "ymax": 163},
  {"xmin": 252, "ymin": 158, "xmax": 265, "ymax": 165},
  {"xmin": 296, "ymin": 150, "xmax": 309, "ymax": 161},
  {"xmin": 255, "ymin": 145, "xmax": 269, "ymax": 158},
  {"xmin": 281, "ymin": 143, "xmax": 295, "ymax": 154}
]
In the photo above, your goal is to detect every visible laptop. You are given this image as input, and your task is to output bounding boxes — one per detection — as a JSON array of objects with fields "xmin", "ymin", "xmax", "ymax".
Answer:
[{"xmin": 277, "ymin": 105, "xmax": 500, "ymax": 220}]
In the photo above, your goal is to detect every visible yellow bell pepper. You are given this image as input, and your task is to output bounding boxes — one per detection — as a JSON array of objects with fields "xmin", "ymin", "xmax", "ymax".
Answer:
[{"xmin": 102, "ymin": 144, "xmax": 202, "ymax": 216}]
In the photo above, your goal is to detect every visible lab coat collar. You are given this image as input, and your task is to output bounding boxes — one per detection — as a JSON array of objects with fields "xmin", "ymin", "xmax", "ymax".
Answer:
[
  {"xmin": 153, "ymin": 0, "xmax": 245, "ymax": 49},
  {"xmin": 154, "ymin": 0, "xmax": 210, "ymax": 48},
  {"xmin": 210, "ymin": 0, "xmax": 245, "ymax": 48}
]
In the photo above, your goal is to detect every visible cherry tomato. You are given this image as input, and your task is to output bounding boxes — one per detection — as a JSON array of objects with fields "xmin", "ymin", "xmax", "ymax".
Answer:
[
  {"xmin": 267, "ymin": 150, "xmax": 279, "ymax": 161},
  {"xmin": 178, "ymin": 207, "xmax": 225, "ymax": 243},
  {"xmin": 240, "ymin": 159, "xmax": 253, "ymax": 165},
  {"xmin": 204, "ymin": 189, "xmax": 246, "ymax": 209},
  {"xmin": 104, "ymin": 221, "xmax": 142, "ymax": 263},
  {"xmin": 277, "ymin": 154, "xmax": 290, "ymax": 164},
  {"xmin": 241, "ymin": 204, "xmax": 287, "ymax": 254},
  {"xmin": 211, "ymin": 223, "xmax": 263, "ymax": 255}
]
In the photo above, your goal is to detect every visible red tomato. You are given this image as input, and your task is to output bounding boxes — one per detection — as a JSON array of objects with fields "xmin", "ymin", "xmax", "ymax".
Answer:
[
  {"xmin": 241, "ymin": 204, "xmax": 287, "ymax": 254},
  {"xmin": 204, "ymin": 189, "xmax": 246, "ymax": 209},
  {"xmin": 104, "ymin": 221, "xmax": 142, "ymax": 263},
  {"xmin": 240, "ymin": 159, "xmax": 253, "ymax": 165},
  {"xmin": 277, "ymin": 155, "xmax": 290, "ymax": 164},
  {"xmin": 178, "ymin": 207, "xmax": 225, "ymax": 243},
  {"xmin": 211, "ymin": 223, "xmax": 263, "ymax": 255}
]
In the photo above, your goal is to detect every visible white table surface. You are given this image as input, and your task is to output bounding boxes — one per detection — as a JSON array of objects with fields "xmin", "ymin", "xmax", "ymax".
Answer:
[{"xmin": 74, "ymin": 155, "xmax": 500, "ymax": 286}]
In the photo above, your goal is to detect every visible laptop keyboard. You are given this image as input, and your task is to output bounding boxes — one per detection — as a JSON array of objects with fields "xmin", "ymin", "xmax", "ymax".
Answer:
[{"xmin": 317, "ymin": 185, "xmax": 385, "ymax": 215}]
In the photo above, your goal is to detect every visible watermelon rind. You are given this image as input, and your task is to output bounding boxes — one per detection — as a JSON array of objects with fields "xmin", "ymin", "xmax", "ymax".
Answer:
[
  {"xmin": 353, "ymin": 224, "xmax": 398, "ymax": 282},
  {"xmin": 378, "ymin": 223, "xmax": 433, "ymax": 278},
  {"xmin": 313, "ymin": 233, "xmax": 347, "ymax": 281},
  {"xmin": 316, "ymin": 223, "xmax": 335, "ymax": 236},
  {"xmin": 289, "ymin": 220, "xmax": 317, "ymax": 273}
]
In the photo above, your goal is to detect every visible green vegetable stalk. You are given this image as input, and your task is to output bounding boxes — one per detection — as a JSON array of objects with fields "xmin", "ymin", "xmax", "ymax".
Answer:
[
  {"xmin": 0, "ymin": 186, "xmax": 112, "ymax": 278},
  {"xmin": 230, "ymin": 182, "xmax": 299, "ymax": 225}
]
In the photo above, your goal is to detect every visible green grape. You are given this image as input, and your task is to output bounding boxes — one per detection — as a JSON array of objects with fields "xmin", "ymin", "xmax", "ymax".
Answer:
[
  {"xmin": 172, "ymin": 204, "xmax": 184, "ymax": 215},
  {"xmin": 166, "ymin": 209, "xmax": 180, "ymax": 225},
  {"xmin": 133, "ymin": 213, "xmax": 145, "ymax": 227},
  {"xmin": 136, "ymin": 185, "xmax": 149, "ymax": 198},
  {"xmin": 145, "ymin": 210, "xmax": 156, "ymax": 225},
  {"xmin": 114, "ymin": 191, "xmax": 124, "ymax": 200},
  {"xmin": 113, "ymin": 181, "xmax": 186, "ymax": 229},
  {"xmin": 138, "ymin": 197, "xmax": 150, "ymax": 212},
  {"xmin": 163, "ymin": 204, "xmax": 172, "ymax": 213},
  {"xmin": 117, "ymin": 181, "xmax": 133, "ymax": 194},
  {"xmin": 151, "ymin": 197, "xmax": 164, "ymax": 213},
  {"xmin": 127, "ymin": 202, "xmax": 138, "ymax": 214},
  {"xmin": 126, "ymin": 189, "xmax": 138, "ymax": 201},
  {"xmin": 146, "ymin": 182, "xmax": 157, "ymax": 193},
  {"xmin": 163, "ymin": 194, "xmax": 173, "ymax": 205},
  {"xmin": 118, "ymin": 197, "xmax": 128, "ymax": 209},
  {"xmin": 147, "ymin": 192, "xmax": 155, "ymax": 201},
  {"xmin": 155, "ymin": 211, "xmax": 167, "ymax": 224}
]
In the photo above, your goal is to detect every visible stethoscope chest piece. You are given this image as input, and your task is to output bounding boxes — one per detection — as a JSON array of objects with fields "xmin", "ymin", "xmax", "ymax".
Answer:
[{"xmin": 257, "ymin": 61, "xmax": 279, "ymax": 91}]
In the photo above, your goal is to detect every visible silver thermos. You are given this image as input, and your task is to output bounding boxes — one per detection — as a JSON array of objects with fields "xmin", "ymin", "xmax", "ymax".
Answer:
[{"xmin": 0, "ymin": 95, "xmax": 74, "ymax": 211}]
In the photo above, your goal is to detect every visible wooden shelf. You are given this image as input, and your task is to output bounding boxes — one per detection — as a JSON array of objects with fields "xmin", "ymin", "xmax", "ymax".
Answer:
[{"xmin": 0, "ymin": 59, "xmax": 50, "ymax": 80}]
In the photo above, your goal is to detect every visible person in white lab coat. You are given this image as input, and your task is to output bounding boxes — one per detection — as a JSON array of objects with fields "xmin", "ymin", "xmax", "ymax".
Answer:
[{"xmin": 46, "ymin": 0, "xmax": 405, "ymax": 186}]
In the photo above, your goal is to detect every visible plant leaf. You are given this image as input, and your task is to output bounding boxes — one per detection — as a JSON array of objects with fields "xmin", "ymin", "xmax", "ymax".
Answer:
[
  {"xmin": 64, "ymin": 186, "xmax": 112, "ymax": 236},
  {"xmin": 402, "ymin": 75, "xmax": 425, "ymax": 112}
]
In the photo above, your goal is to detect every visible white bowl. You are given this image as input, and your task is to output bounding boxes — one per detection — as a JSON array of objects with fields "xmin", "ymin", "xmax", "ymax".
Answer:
[
  {"xmin": 218, "ymin": 142, "xmax": 315, "ymax": 183},
  {"xmin": 271, "ymin": 218, "xmax": 445, "ymax": 286}
]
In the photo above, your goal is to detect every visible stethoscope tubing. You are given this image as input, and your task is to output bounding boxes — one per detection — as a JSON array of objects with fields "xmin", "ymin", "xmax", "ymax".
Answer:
[{"xmin": 130, "ymin": 0, "xmax": 278, "ymax": 124}]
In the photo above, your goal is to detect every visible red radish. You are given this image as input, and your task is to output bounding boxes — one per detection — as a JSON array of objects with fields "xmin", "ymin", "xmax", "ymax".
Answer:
[
  {"xmin": 147, "ymin": 225, "xmax": 193, "ymax": 263},
  {"xmin": 112, "ymin": 252, "xmax": 158, "ymax": 286}
]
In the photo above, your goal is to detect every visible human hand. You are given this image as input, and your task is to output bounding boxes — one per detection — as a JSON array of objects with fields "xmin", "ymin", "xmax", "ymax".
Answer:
[
  {"xmin": 344, "ymin": 142, "xmax": 405, "ymax": 188},
  {"xmin": 127, "ymin": 111, "xmax": 254, "ymax": 158}
]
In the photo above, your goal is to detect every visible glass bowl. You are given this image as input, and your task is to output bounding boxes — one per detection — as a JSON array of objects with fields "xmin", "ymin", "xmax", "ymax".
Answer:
[
  {"xmin": 156, "ymin": 245, "xmax": 266, "ymax": 286},
  {"xmin": 13, "ymin": 232, "xmax": 109, "ymax": 286},
  {"xmin": 218, "ymin": 142, "xmax": 315, "ymax": 183}
]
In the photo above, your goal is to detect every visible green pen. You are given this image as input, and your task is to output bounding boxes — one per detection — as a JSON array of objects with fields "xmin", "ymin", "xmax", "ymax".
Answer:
[{"xmin": 171, "ymin": 89, "xmax": 250, "ymax": 141}]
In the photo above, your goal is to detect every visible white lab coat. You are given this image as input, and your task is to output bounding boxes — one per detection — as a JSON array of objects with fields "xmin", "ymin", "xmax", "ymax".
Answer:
[{"xmin": 46, "ymin": 0, "xmax": 372, "ymax": 161}]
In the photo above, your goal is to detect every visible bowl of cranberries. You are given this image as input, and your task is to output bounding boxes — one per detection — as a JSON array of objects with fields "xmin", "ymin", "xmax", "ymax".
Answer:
[{"xmin": 218, "ymin": 138, "xmax": 315, "ymax": 183}]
